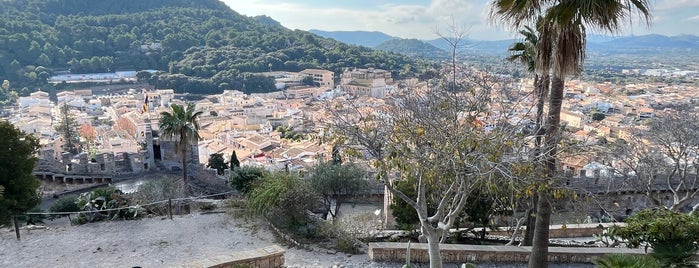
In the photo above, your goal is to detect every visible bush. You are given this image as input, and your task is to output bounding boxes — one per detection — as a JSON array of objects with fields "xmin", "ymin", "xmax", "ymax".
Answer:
[
  {"xmin": 17, "ymin": 207, "xmax": 46, "ymax": 225},
  {"xmin": 247, "ymin": 171, "xmax": 317, "ymax": 228},
  {"xmin": 595, "ymin": 254, "xmax": 658, "ymax": 268},
  {"xmin": 75, "ymin": 186, "xmax": 138, "ymax": 222},
  {"xmin": 48, "ymin": 195, "xmax": 80, "ymax": 219},
  {"xmin": 317, "ymin": 221, "xmax": 364, "ymax": 254},
  {"xmin": 612, "ymin": 208, "xmax": 699, "ymax": 267},
  {"xmin": 228, "ymin": 166, "xmax": 267, "ymax": 194}
]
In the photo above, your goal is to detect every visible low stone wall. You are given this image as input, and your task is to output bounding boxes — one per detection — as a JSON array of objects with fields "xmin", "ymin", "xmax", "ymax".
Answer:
[
  {"xmin": 486, "ymin": 223, "xmax": 624, "ymax": 238},
  {"xmin": 184, "ymin": 245, "xmax": 285, "ymax": 268},
  {"xmin": 368, "ymin": 243, "xmax": 645, "ymax": 264}
]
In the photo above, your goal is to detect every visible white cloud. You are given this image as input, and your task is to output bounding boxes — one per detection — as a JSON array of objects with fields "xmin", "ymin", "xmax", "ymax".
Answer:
[
  {"xmin": 222, "ymin": 1, "xmax": 698, "ymax": 40},
  {"xmin": 655, "ymin": 0, "xmax": 699, "ymax": 11},
  {"xmin": 222, "ymin": 0, "xmax": 511, "ymax": 40}
]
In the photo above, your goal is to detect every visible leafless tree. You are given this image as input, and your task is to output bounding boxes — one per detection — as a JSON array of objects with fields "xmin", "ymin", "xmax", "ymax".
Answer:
[
  {"xmin": 327, "ymin": 67, "xmax": 534, "ymax": 268},
  {"xmin": 610, "ymin": 111, "xmax": 699, "ymax": 213}
]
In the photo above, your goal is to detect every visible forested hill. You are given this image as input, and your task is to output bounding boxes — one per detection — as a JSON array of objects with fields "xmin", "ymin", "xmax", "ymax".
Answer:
[{"xmin": 0, "ymin": 0, "xmax": 418, "ymax": 96}]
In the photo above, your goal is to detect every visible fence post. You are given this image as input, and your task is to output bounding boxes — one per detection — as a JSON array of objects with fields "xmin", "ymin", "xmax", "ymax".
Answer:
[
  {"xmin": 13, "ymin": 215, "xmax": 20, "ymax": 240},
  {"xmin": 168, "ymin": 198, "xmax": 173, "ymax": 220}
]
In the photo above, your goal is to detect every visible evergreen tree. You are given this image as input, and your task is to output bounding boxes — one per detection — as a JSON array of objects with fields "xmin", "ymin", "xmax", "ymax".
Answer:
[
  {"xmin": 0, "ymin": 121, "xmax": 41, "ymax": 225},
  {"xmin": 55, "ymin": 103, "xmax": 80, "ymax": 155},
  {"xmin": 230, "ymin": 150, "xmax": 240, "ymax": 169},
  {"xmin": 206, "ymin": 153, "xmax": 228, "ymax": 175}
]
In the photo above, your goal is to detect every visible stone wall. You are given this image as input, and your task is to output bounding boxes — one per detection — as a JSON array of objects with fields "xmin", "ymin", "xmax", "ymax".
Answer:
[
  {"xmin": 184, "ymin": 245, "xmax": 285, "ymax": 268},
  {"xmin": 486, "ymin": 223, "xmax": 622, "ymax": 238},
  {"xmin": 368, "ymin": 243, "xmax": 645, "ymax": 264}
]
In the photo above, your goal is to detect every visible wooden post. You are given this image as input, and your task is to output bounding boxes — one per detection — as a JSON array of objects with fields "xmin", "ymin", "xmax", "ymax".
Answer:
[
  {"xmin": 168, "ymin": 198, "xmax": 173, "ymax": 220},
  {"xmin": 13, "ymin": 216, "xmax": 20, "ymax": 240}
]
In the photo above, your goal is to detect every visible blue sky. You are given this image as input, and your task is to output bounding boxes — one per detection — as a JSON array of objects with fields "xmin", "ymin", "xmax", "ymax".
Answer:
[{"xmin": 222, "ymin": 0, "xmax": 699, "ymax": 41}]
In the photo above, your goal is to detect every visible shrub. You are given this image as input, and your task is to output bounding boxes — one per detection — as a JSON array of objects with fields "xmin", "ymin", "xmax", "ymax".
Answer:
[
  {"xmin": 612, "ymin": 208, "xmax": 699, "ymax": 267},
  {"xmin": 595, "ymin": 254, "xmax": 658, "ymax": 268},
  {"xmin": 228, "ymin": 166, "xmax": 267, "ymax": 194},
  {"xmin": 48, "ymin": 195, "xmax": 80, "ymax": 219},
  {"xmin": 317, "ymin": 221, "xmax": 364, "ymax": 254},
  {"xmin": 75, "ymin": 186, "xmax": 138, "ymax": 222},
  {"xmin": 247, "ymin": 171, "xmax": 317, "ymax": 228},
  {"xmin": 17, "ymin": 207, "xmax": 46, "ymax": 225}
]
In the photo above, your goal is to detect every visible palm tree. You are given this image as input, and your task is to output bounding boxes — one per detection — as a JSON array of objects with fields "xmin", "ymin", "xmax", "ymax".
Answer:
[
  {"xmin": 507, "ymin": 22, "xmax": 550, "ymax": 246},
  {"xmin": 159, "ymin": 103, "xmax": 203, "ymax": 194},
  {"xmin": 490, "ymin": 1, "xmax": 651, "ymax": 267}
]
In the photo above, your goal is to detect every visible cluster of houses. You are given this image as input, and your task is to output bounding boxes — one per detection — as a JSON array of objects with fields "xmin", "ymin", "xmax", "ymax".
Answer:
[{"xmin": 3, "ymin": 64, "xmax": 699, "ymax": 223}]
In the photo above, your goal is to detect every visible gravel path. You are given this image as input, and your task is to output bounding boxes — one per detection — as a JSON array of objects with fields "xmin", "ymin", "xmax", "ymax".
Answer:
[{"xmin": 0, "ymin": 212, "xmax": 592, "ymax": 268}]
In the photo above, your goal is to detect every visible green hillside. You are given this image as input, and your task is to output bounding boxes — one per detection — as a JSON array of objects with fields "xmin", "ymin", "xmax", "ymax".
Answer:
[
  {"xmin": 375, "ymin": 38, "xmax": 448, "ymax": 59},
  {"xmin": 0, "ymin": 0, "xmax": 417, "ymax": 96}
]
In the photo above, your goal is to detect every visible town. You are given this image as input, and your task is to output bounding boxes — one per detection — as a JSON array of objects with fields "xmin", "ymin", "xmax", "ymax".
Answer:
[
  {"xmin": 3, "ymin": 0, "xmax": 699, "ymax": 267},
  {"xmin": 5, "ymin": 63, "xmax": 699, "ymax": 223}
]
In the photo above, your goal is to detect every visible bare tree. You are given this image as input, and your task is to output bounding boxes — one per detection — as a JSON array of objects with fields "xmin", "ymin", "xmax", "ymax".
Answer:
[
  {"xmin": 328, "ymin": 66, "xmax": 532, "ymax": 268},
  {"xmin": 610, "ymin": 111, "xmax": 699, "ymax": 213}
]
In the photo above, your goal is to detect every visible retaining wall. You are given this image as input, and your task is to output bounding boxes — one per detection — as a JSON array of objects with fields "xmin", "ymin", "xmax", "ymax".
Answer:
[
  {"xmin": 183, "ymin": 245, "xmax": 285, "ymax": 268},
  {"xmin": 368, "ymin": 242, "xmax": 645, "ymax": 264}
]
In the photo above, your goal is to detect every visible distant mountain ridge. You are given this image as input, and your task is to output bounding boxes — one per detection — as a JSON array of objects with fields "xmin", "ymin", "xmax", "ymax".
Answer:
[
  {"xmin": 310, "ymin": 30, "xmax": 699, "ymax": 57},
  {"xmin": 374, "ymin": 39, "xmax": 447, "ymax": 59},
  {"xmin": 308, "ymin": 30, "xmax": 395, "ymax": 47}
]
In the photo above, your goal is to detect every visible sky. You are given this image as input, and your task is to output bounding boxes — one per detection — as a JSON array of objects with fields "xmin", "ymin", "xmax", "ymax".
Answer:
[{"xmin": 221, "ymin": 0, "xmax": 699, "ymax": 41}]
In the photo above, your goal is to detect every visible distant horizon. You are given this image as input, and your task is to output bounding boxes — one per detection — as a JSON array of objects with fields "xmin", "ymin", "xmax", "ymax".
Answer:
[
  {"xmin": 307, "ymin": 29, "xmax": 699, "ymax": 42},
  {"xmin": 223, "ymin": 0, "xmax": 699, "ymax": 41}
]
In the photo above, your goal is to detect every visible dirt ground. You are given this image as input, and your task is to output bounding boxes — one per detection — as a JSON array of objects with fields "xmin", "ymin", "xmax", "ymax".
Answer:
[{"xmin": 0, "ymin": 212, "xmax": 393, "ymax": 268}]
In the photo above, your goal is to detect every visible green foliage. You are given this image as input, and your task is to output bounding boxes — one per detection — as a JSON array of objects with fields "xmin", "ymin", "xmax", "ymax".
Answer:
[
  {"xmin": 0, "ymin": 0, "xmax": 417, "ymax": 95},
  {"xmin": 159, "ymin": 103, "xmax": 202, "ymax": 194},
  {"xmin": 228, "ymin": 166, "xmax": 267, "ymax": 194},
  {"xmin": 48, "ymin": 195, "xmax": 80, "ymax": 218},
  {"xmin": 375, "ymin": 38, "xmax": 448, "ymax": 59},
  {"xmin": 595, "ymin": 254, "xmax": 659, "ymax": 268},
  {"xmin": 390, "ymin": 177, "xmax": 496, "ymax": 232},
  {"xmin": 247, "ymin": 172, "xmax": 318, "ymax": 227},
  {"xmin": 0, "ymin": 121, "xmax": 40, "ymax": 225},
  {"xmin": 276, "ymin": 125, "xmax": 304, "ymax": 141},
  {"xmin": 461, "ymin": 264, "xmax": 477, "ymax": 268},
  {"xmin": 76, "ymin": 186, "xmax": 124, "ymax": 210},
  {"xmin": 17, "ymin": 207, "xmax": 46, "ymax": 225},
  {"xmin": 230, "ymin": 151, "xmax": 241, "ymax": 169},
  {"xmin": 390, "ymin": 177, "xmax": 424, "ymax": 230},
  {"xmin": 308, "ymin": 162, "xmax": 368, "ymax": 218},
  {"xmin": 591, "ymin": 112, "xmax": 606, "ymax": 121},
  {"xmin": 74, "ymin": 185, "xmax": 138, "ymax": 223},
  {"xmin": 55, "ymin": 103, "xmax": 80, "ymax": 155},
  {"xmin": 206, "ymin": 153, "xmax": 228, "ymax": 175},
  {"xmin": 613, "ymin": 209, "xmax": 699, "ymax": 267}
]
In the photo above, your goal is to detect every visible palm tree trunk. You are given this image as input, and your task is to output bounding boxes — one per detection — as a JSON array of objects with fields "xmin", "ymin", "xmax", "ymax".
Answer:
[
  {"xmin": 534, "ymin": 74, "xmax": 549, "ymax": 154},
  {"xmin": 528, "ymin": 191, "xmax": 551, "ymax": 267},
  {"xmin": 182, "ymin": 146, "xmax": 191, "ymax": 195},
  {"xmin": 528, "ymin": 75, "xmax": 564, "ymax": 268},
  {"xmin": 524, "ymin": 73, "xmax": 548, "ymax": 247}
]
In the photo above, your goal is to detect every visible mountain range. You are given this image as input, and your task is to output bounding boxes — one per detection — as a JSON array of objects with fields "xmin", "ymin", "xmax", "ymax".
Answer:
[{"xmin": 310, "ymin": 30, "xmax": 699, "ymax": 59}]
